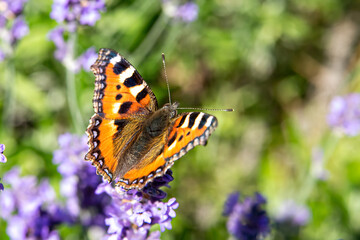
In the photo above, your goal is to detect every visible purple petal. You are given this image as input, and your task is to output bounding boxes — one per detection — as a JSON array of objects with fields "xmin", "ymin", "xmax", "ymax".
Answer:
[
  {"xmin": 176, "ymin": 2, "xmax": 198, "ymax": 22},
  {"xmin": 0, "ymin": 50, "xmax": 5, "ymax": 62},
  {"xmin": 223, "ymin": 192, "xmax": 240, "ymax": 216},
  {"xmin": 11, "ymin": 18, "xmax": 29, "ymax": 41},
  {"xmin": 79, "ymin": 9, "xmax": 101, "ymax": 26},
  {"xmin": 50, "ymin": 3, "xmax": 69, "ymax": 23},
  {"xmin": 77, "ymin": 47, "xmax": 98, "ymax": 71}
]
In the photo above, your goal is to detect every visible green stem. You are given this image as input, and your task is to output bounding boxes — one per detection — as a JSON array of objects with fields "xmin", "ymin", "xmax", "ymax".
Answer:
[
  {"xmin": 299, "ymin": 135, "xmax": 340, "ymax": 203},
  {"xmin": 65, "ymin": 32, "xmax": 83, "ymax": 134}
]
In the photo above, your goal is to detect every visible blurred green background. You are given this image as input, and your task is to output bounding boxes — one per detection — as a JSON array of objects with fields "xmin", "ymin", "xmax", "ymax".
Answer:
[{"xmin": 1, "ymin": 0, "xmax": 360, "ymax": 239}]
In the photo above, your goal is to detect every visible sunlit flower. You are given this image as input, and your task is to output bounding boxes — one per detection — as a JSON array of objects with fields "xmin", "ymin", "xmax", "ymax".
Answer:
[
  {"xmin": 48, "ymin": 0, "xmax": 105, "ymax": 71},
  {"xmin": 0, "ymin": 0, "xmax": 29, "ymax": 62},
  {"xmin": 327, "ymin": 94, "xmax": 360, "ymax": 136},
  {"xmin": 275, "ymin": 200, "xmax": 310, "ymax": 226}
]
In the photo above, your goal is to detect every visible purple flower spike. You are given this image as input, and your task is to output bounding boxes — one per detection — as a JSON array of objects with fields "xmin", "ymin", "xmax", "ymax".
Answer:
[
  {"xmin": 142, "ymin": 169, "xmax": 174, "ymax": 201},
  {"xmin": 0, "ymin": 0, "xmax": 29, "ymax": 62},
  {"xmin": 176, "ymin": 2, "xmax": 199, "ymax": 22},
  {"xmin": 223, "ymin": 192, "xmax": 240, "ymax": 216},
  {"xmin": 48, "ymin": 27, "xmax": 67, "ymax": 61},
  {"xmin": 53, "ymin": 133, "xmax": 111, "ymax": 228},
  {"xmin": 100, "ymin": 173, "xmax": 179, "ymax": 239},
  {"xmin": 224, "ymin": 192, "xmax": 270, "ymax": 240},
  {"xmin": 77, "ymin": 47, "xmax": 98, "ymax": 71},
  {"xmin": 50, "ymin": 0, "xmax": 105, "ymax": 26},
  {"xmin": 327, "ymin": 94, "xmax": 360, "ymax": 136},
  {"xmin": 0, "ymin": 167, "xmax": 71, "ymax": 240},
  {"xmin": 0, "ymin": 144, "xmax": 7, "ymax": 163},
  {"xmin": 11, "ymin": 17, "xmax": 29, "ymax": 42},
  {"xmin": 275, "ymin": 200, "xmax": 311, "ymax": 226},
  {"xmin": 49, "ymin": 0, "xmax": 105, "ymax": 69},
  {"xmin": 0, "ymin": 143, "xmax": 7, "ymax": 191},
  {"xmin": 162, "ymin": 1, "xmax": 199, "ymax": 23}
]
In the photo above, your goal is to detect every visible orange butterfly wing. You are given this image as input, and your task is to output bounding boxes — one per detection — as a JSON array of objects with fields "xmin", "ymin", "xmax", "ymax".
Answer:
[
  {"xmin": 86, "ymin": 48, "xmax": 157, "ymax": 182},
  {"xmin": 91, "ymin": 48, "xmax": 157, "ymax": 119},
  {"xmin": 116, "ymin": 112, "xmax": 218, "ymax": 189}
]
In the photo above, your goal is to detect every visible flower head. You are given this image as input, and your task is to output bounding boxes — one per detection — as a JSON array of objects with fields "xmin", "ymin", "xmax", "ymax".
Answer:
[
  {"xmin": 0, "ymin": 0, "xmax": 29, "ymax": 61},
  {"xmin": 176, "ymin": 2, "xmax": 198, "ymax": 22},
  {"xmin": 275, "ymin": 200, "xmax": 310, "ymax": 226},
  {"xmin": 0, "ymin": 144, "xmax": 7, "ymax": 163},
  {"xmin": 224, "ymin": 192, "xmax": 270, "ymax": 240},
  {"xmin": 162, "ymin": 1, "xmax": 199, "ymax": 23},
  {"xmin": 10, "ymin": 17, "xmax": 29, "ymax": 42},
  {"xmin": 327, "ymin": 94, "xmax": 360, "ymax": 136},
  {"xmin": 0, "ymin": 143, "xmax": 6, "ymax": 191},
  {"xmin": 77, "ymin": 46, "xmax": 98, "ymax": 71},
  {"xmin": 50, "ymin": 0, "xmax": 105, "ymax": 27},
  {"xmin": 0, "ymin": 168, "xmax": 71, "ymax": 240},
  {"xmin": 94, "ymin": 170, "xmax": 178, "ymax": 239},
  {"xmin": 53, "ymin": 133, "xmax": 111, "ymax": 228},
  {"xmin": 48, "ymin": 0, "xmax": 105, "ymax": 71}
]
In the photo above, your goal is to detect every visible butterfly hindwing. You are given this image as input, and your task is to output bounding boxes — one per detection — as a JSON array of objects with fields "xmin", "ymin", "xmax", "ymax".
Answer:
[
  {"xmin": 86, "ymin": 113, "xmax": 148, "ymax": 182},
  {"xmin": 91, "ymin": 48, "xmax": 158, "ymax": 119},
  {"xmin": 116, "ymin": 112, "xmax": 218, "ymax": 189}
]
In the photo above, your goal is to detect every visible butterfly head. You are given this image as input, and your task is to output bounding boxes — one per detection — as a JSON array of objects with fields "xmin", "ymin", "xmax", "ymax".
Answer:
[{"xmin": 163, "ymin": 102, "xmax": 179, "ymax": 119}]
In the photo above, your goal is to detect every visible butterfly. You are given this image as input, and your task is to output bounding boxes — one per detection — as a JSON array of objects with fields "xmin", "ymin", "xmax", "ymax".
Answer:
[{"xmin": 85, "ymin": 48, "xmax": 218, "ymax": 190}]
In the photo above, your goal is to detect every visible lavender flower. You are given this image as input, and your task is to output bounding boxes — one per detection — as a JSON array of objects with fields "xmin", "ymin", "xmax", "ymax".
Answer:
[
  {"xmin": 224, "ymin": 192, "xmax": 270, "ymax": 240},
  {"xmin": 176, "ymin": 2, "xmax": 198, "ymax": 22},
  {"xmin": 0, "ymin": 143, "xmax": 6, "ymax": 191},
  {"xmin": 0, "ymin": 168, "xmax": 71, "ymax": 239},
  {"xmin": 49, "ymin": 0, "xmax": 105, "ymax": 72},
  {"xmin": 97, "ymin": 175, "xmax": 179, "ymax": 240},
  {"xmin": 0, "ymin": 0, "xmax": 29, "ymax": 61},
  {"xmin": 77, "ymin": 46, "xmax": 98, "ymax": 71},
  {"xmin": 327, "ymin": 94, "xmax": 360, "ymax": 136},
  {"xmin": 53, "ymin": 133, "xmax": 111, "ymax": 228},
  {"xmin": 162, "ymin": 1, "xmax": 199, "ymax": 23},
  {"xmin": 0, "ymin": 144, "xmax": 6, "ymax": 163},
  {"xmin": 274, "ymin": 200, "xmax": 311, "ymax": 238},
  {"xmin": 10, "ymin": 17, "xmax": 29, "ymax": 42},
  {"xmin": 275, "ymin": 200, "xmax": 310, "ymax": 226},
  {"xmin": 50, "ymin": 0, "xmax": 105, "ymax": 27}
]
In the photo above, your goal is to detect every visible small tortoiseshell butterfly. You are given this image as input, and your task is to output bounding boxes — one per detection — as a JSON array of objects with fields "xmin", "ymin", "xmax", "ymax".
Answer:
[{"xmin": 85, "ymin": 48, "xmax": 218, "ymax": 190}]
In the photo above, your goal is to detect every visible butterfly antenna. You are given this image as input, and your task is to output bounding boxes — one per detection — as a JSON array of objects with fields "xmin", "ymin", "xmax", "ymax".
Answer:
[
  {"xmin": 177, "ymin": 107, "xmax": 234, "ymax": 112},
  {"xmin": 162, "ymin": 53, "xmax": 172, "ymax": 105}
]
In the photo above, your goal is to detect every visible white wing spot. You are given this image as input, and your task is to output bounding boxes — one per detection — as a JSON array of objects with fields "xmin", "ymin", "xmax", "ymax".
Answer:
[
  {"xmin": 119, "ymin": 66, "xmax": 135, "ymax": 83},
  {"xmin": 168, "ymin": 139, "xmax": 177, "ymax": 151},
  {"xmin": 180, "ymin": 114, "xmax": 190, "ymax": 128},
  {"xmin": 110, "ymin": 55, "xmax": 122, "ymax": 65},
  {"xmin": 205, "ymin": 116, "xmax": 214, "ymax": 127},
  {"xmin": 112, "ymin": 102, "xmax": 122, "ymax": 114},
  {"xmin": 130, "ymin": 84, "xmax": 145, "ymax": 96},
  {"xmin": 192, "ymin": 112, "xmax": 204, "ymax": 130}
]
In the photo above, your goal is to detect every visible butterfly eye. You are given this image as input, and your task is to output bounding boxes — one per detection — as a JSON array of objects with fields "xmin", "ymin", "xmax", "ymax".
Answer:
[{"xmin": 170, "ymin": 110, "xmax": 177, "ymax": 118}]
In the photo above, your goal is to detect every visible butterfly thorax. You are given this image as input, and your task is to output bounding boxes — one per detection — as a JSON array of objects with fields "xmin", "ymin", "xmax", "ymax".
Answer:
[
  {"xmin": 115, "ymin": 102, "xmax": 179, "ymax": 178},
  {"xmin": 145, "ymin": 102, "xmax": 179, "ymax": 137}
]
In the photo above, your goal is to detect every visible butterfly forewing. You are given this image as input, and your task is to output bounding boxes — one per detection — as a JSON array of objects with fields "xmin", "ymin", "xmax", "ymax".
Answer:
[{"xmin": 91, "ymin": 48, "xmax": 158, "ymax": 119}]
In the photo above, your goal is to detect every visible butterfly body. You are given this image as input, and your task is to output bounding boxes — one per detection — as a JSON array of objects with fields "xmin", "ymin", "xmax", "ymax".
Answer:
[{"xmin": 86, "ymin": 49, "xmax": 218, "ymax": 190}]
